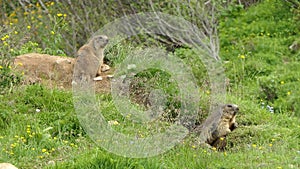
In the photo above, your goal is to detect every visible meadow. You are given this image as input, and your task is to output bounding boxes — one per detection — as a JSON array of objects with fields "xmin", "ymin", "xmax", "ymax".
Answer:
[{"xmin": 0, "ymin": 1, "xmax": 300, "ymax": 168}]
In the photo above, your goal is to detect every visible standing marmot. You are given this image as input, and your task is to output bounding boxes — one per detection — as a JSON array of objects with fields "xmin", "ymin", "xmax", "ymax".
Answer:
[
  {"xmin": 193, "ymin": 104, "xmax": 239, "ymax": 150},
  {"xmin": 73, "ymin": 35, "xmax": 109, "ymax": 82}
]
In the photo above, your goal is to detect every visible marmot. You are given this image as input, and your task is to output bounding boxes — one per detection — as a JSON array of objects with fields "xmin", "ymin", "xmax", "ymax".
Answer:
[
  {"xmin": 73, "ymin": 35, "xmax": 109, "ymax": 82},
  {"xmin": 193, "ymin": 104, "xmax": 239, "ymax": 150}
]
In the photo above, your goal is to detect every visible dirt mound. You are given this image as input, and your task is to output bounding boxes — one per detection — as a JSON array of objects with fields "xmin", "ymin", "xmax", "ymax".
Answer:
[{"xmin": 13, "ymin": 53, "xmax": 112, "ymax": 93}]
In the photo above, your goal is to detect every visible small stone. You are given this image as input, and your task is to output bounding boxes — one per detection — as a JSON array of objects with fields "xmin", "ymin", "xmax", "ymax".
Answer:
[
  {"xmin": 48, "ymin": 160, "xmax": 55, "ymax": 165},
  {"xmin": 93, "ymin": 76, "xmax": 103, "ymax": 81},
  {"xmin": 0, "ymin": 163, "xmax": 18, "ymax": 169}
]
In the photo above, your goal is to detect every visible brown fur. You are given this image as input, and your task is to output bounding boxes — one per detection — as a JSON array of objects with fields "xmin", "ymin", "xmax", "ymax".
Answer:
[
  {"xmin": 194, "ymin": 104, "xmax": 239, "ymax": 150},
  {"xmin": 73, "ymin": 35, "xmax": 109, "ymax": 82}
]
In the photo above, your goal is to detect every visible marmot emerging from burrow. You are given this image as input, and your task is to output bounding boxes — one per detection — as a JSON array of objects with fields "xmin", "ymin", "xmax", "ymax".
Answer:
[
  {"xmin": 73, "ymin": 35, "xmax": 109, "ymax": 82},
  {"xmin": 193, "ymin": 104, "xmax": 239, "ymax": 150}
]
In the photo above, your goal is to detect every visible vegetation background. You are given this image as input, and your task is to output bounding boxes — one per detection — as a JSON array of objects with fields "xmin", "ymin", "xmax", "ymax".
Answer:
[{"xmin": 0, "ymin": 0, "xmax": 299, "ymax": 168}]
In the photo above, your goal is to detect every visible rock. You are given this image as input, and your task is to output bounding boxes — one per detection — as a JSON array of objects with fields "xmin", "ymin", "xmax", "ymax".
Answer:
[
  {"xmin": 0, "ymin": 163, "xmax": 18, "ymax": 169},
  {"xmin": 14, "ymin": 53, "xmax": 74, "ymax": 88},
  {"xmin": 289, "ymin": 41, "xmax": 300, "ymax": 51},
  {"xmin": 13, "ymin": 53, "xmax": 113, "ymax": 93}
]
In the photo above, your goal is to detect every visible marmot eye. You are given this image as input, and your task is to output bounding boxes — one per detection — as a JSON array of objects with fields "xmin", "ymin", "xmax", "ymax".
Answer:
[{"xmin": 227, "ymin": 105, "xmax": 232, "ymax": 108}]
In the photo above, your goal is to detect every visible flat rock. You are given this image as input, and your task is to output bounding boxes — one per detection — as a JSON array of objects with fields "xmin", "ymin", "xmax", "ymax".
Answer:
[{"xmin": 13, "ymin": 53, "xmax": 112, "ymax": 93}]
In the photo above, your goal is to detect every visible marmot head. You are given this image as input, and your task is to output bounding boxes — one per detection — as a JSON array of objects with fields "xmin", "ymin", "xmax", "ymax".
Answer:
[
  {"xmin": 222, "ymin": 104, "xmax": 239, "ymax": 119},
  {"xmin": 91, "ymin": 35, "xmax": 109, "ymax": 50}
]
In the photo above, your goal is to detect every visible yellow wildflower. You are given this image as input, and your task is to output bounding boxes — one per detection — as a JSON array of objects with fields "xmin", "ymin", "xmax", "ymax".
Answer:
[
  {"xmin": 57, "ymin": 13, "xmax": 63, "ymax": 17},
  {"xmin": 280, "ymin": 81, "xmax": 284, "ymax": 84},
  {"xmin": 0, "ymin": 65, "xmax": 3, "ymax": 69},
  {"xmin": 108, "ymin": 120, "xmax": 119, "ymax": 125},
  {"xmin": 51, "ymin": 31, "xmax": 55, "ymax": 35},
  {"xmin": 287, "ymin": 91, "xmax": 291, "ymax": 95},
  {"xmin": 42, "ymin": 149, "xmax": 47, "ymax": 153},
  {"xmin": 27, "ymin": 25, "xmax": 31, "ymax": 29},
  {"xmin": 239, "ymin": 54, "xmax": 245, "ymax": 59},
  {"xmin": 1, "ymin": 35, "xmax": 9, "ymax": 41},
  {"xmin": 9, "ymin": 12, "xmax": 16, "ymax": 17},
  {"xmin": 12, "ymin": 18, "xmax": 18, "ymax": 23}
]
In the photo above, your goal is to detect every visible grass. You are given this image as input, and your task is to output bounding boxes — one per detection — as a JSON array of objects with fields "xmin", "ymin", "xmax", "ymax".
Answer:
[
  {"xmin": 1, "ymin": 0, "xmax": 300, "ymax": 168},
  {"xmin": 0, "ymin": 85, "xmax": 299, "ymax": 168}
]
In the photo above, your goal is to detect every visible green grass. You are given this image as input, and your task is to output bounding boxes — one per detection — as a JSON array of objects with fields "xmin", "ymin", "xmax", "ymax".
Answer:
[
  {"xmin": 0, "ymin": 85, "xmax": 299, "ymax": 168},
  {"xmin": 1, "ymin": 0, "xmax": 300, "ymax": 168}
]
